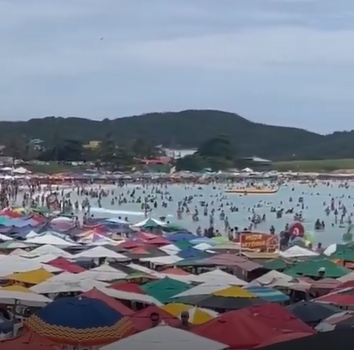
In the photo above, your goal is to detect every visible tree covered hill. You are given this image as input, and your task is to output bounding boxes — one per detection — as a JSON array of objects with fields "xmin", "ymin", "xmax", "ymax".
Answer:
[{"xmin": 0, "ymin": 110, "xmax": 351, "ymax": 160}]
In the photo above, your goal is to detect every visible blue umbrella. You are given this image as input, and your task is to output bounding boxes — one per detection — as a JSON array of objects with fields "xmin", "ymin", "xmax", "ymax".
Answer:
[
  {"xmin": 168, "ymin": 231, "xmax": 197, "ymax": 242},
  {"xmin": 26, "ymin": 297, "xmax": 134, "ymax": 345},
  {"xmin": 177, "ymin": 247, "xmax": 213, "ymax": 259},
  {"xmin": 190, "ymin": 237, "xmax": 215, "ymax": 245}
]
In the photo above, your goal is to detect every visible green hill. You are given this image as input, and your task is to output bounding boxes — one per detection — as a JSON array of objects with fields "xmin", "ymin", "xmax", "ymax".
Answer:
[{"xmin": 0, "ymin": 110, "xmax": 351, "ymax": 160}]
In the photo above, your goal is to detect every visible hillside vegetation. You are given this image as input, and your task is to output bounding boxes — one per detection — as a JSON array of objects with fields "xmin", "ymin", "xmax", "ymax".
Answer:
[{"xmin": 0, "ymin": 110, "xmax": 352, "ymax": 160}]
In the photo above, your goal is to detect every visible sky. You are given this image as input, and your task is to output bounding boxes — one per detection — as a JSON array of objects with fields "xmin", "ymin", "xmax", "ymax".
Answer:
[{"xmin": 0, "ymin": 0, "xmax": 353, "ymax": 133}]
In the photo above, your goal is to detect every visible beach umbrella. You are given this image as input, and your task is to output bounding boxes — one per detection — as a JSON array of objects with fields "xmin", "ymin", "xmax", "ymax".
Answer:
[
  {"xmin": 287, "ymin": 301, "xmax": 341, "ymax": 326},
  {"xmin": 244, "ymin": 286, "xmax": 290, "ymax": 303},
  {"xmin": 162, "ymin": 303, "xmax": 218, "ymax": 325},
  {"xmin": 26, "ymin": 296, "xmax": 134, "ymax": 346},
  {"xmin": 141, "ymin": 277, "xmax": 191, "ymax": 303},
  {"xmin": 167, "ymin": 231, "xmax": 197, "ymax": 242},
  {"xmin": 183, "ymin": 286, "xmax": 265, "ymax": 310},
  {"xmin": 316, "ymin": 287, "xmax": 354, "ymax": 307},
  {"xmin": 254, "ymin": 329, "xmax": 354, "ymax": 350},
  {"xmin": 190, "ymin": 237, "xmax": 215, "ymax": 245},
  {"xmin": 315, "ymin": 311, "xmax": 354, "ymax": 331}
]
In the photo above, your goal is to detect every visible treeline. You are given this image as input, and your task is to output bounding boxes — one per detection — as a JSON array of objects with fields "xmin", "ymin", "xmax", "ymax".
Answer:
[
  {"xmin": 1, "ymin": 110, "xmax": 353, "ymax": 160},
  {"xmin": 4, "ymin": 135, "xmax": 164, "ymax": 170},
  {"xmin": 3, "ymin": 134, "xmax": 255, "ymax": 172}
]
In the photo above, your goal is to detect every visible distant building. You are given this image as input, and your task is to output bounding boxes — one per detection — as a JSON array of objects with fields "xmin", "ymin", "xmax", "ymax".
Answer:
[
  {"xmin": 238, "ymin": 156, "xmax": 272, "ymax": 170},
  {"xmin": 163, "ymin": 148, "xmax": 197, "ymax": 159},
  {"xmin": 84, "ymin": 141, "xmax": 101, "ymax": 149}
]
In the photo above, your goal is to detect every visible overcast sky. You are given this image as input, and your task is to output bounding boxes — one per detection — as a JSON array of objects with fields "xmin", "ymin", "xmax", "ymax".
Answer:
[{"xmin": 0, "ymin": 0, "xmax": 353, "ymax": 133}]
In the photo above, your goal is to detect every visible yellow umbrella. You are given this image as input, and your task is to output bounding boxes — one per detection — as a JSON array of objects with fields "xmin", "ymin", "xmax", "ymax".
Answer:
[
  {"xmin": 162, "ymin": 303, "xmax": 218, "ymax": 325},
  {"xmin": 2, "ymin": 285, "xmax": 31, "ymax": 292},
  {"xmin": 6, "ymin": 268, "xmax": 54, "ymax": 285}
]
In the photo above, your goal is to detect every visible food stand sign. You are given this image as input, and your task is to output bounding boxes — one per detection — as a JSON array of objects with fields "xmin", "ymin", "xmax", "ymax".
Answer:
[{"xmin": 240, "ymin": 233, "xmax": 278, "ymax": 251}]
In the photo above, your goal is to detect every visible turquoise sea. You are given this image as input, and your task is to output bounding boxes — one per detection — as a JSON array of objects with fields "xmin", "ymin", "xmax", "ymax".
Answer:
[{"xmin": 75, "ymin": 181, "xmax": 354, "ymax": 247}]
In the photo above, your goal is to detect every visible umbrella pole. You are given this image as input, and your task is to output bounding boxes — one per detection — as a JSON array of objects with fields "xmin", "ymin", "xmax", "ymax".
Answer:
[{"xmin": 12, "ymin": 299, "xmax": 19, "ymax": 336}]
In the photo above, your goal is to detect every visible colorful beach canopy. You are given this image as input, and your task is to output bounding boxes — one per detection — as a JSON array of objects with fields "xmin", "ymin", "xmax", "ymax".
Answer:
[
  {"xmin": 244, "ymin": 286, "xmax": 289, "ymax": 303},
  {"xmin": 141, "ymin": 277, "xmax": 191, "ymax": 303},
  {"xmin": 26, "ymin": 297, "xmax": 134, "ymax": 345},
  {"xmin": 189, "ymin": 286, "xmax": 265, "ymax": 310}
]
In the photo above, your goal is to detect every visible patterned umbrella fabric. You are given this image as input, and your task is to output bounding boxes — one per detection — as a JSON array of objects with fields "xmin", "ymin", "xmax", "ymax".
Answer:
[{"xmin": 26, "ymin": 296, "xmax": 134, "ymax": 346}]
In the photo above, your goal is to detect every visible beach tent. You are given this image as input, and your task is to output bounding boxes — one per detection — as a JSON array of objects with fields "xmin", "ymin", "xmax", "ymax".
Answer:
[{"xmin": 100, "ymin": 325, "xmax": 228, "ymax": 350}]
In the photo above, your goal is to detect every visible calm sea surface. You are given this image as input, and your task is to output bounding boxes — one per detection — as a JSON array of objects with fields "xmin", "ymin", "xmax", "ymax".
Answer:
[{"xmin": 69, "ymin": 181, "xmax": 354, "ymax": 246}]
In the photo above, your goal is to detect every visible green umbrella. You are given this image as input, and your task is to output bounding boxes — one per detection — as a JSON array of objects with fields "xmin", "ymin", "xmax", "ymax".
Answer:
[
  {"xmin": 141, "ymin": 277, "xmax": 191, "ymax": 303},
  {"xmin": 283, "ymin": 259, "xmax": 351, "ymax": 278}
]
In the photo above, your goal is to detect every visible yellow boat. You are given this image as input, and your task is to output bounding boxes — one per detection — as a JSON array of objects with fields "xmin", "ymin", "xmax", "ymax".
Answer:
[{"xmin": 225, "ymin": 187, "xmax": 279, "ymax": 194}]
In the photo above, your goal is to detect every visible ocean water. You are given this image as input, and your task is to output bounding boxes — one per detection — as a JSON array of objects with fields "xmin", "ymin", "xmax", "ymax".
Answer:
[{"xmin": 66, "ymin": 181, "xmax": 354, "ymax": 246}]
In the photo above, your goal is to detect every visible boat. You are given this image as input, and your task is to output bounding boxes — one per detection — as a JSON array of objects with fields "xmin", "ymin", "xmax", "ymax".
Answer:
[{"xmin": 225, "ymin": 187, "xmax": 279, "ymax": 194}]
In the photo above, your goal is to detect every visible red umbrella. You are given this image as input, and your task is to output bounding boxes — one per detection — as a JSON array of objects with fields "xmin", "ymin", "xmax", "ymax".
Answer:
[
  {"xmin": 316, "ymin": 287, "xmax": 354, "ymax": 306},
  {"xmin": 46, "ymin": 257, "xmax": 86, "ymax": 273},
  {"xmin": 81, "ymin": 288, "xmax": 134, "ymax": 315},
  {"xmin": 255, "ymin": 332, "xmax": 313, "ymax": 347},
  {"xmin": 0, "ymin": 331, "xmax": 59, "ymax": 350},
  {"xmin": 192, "ymin": 303, "xmax": 314, "ymax": 349},
  {"xmin": 109, "ymin": 282, "xmax": 146, "ymax": 294},
  {"xmin": 129, "ymin": 305, "xmax": 180, "ymax": 332}
]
